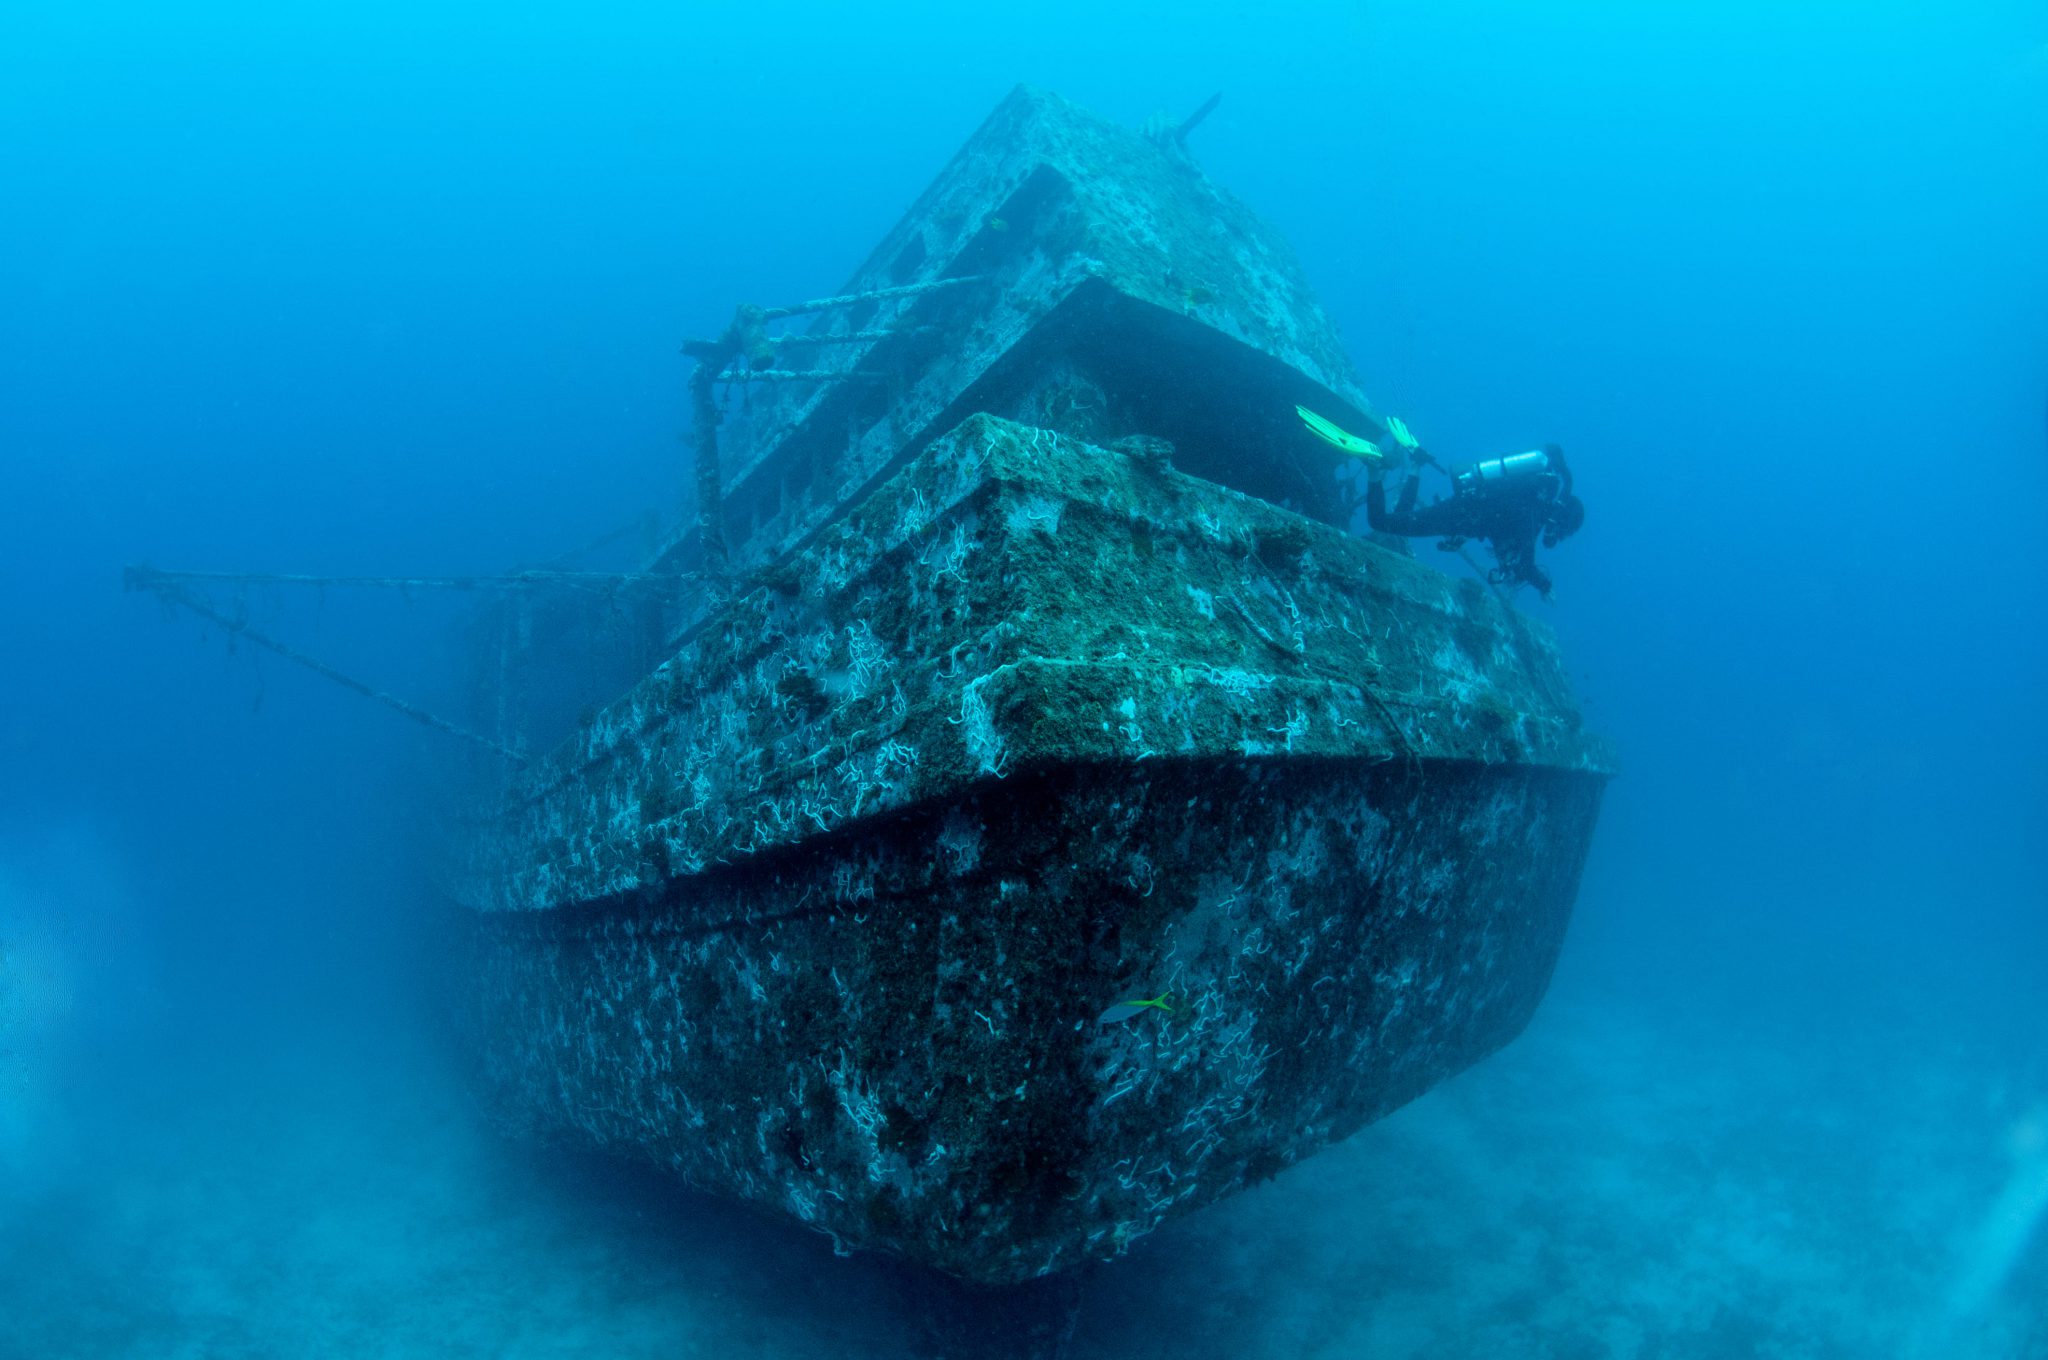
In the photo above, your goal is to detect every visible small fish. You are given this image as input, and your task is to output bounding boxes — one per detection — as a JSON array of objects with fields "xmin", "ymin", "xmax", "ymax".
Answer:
[{"xmin": 1097, "ymin": 993, "xmax": 1173, "ymax": 1024}]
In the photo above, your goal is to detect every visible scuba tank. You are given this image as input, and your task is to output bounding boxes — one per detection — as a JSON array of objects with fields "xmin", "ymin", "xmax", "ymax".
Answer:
[{"xmin": 1453, "ymin": 449, "xmax": 1554, "ymax": 499}]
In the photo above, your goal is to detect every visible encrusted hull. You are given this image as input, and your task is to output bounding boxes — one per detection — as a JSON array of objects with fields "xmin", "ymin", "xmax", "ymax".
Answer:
[
  {"xmin": 454, "ymin": 415, "xmax": 1611, "ymax": 1280},
  {"xmin": 462, "ymin": 755, "xmax": 1600, "ymax": 1283}
]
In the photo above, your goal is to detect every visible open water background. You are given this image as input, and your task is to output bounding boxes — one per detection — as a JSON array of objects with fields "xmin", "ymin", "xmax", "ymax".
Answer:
[{"xmin": 3, "ymin": 3, "xmax": 2044, "ymax": 1356}]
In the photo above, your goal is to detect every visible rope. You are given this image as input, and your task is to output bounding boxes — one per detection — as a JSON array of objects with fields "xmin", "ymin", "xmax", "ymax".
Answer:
[
  {"xmin": 130, "ymin": 575, "xmax": 526, "ymax": 764},
  {"xmin": 123, "ymin": 565, "xmax": 686, "ymax": 593}
]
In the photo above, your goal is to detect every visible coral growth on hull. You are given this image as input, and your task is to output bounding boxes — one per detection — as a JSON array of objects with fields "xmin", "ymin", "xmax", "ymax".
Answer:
[{"xmin": 457, "ymin": 416, "xmax": 1609, "ymax": 1280}]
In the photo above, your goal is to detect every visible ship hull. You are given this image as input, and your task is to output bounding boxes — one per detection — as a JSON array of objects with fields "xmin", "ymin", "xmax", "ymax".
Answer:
[
  {"xmin": 455, "ymin": 414, "xmax": 1611, "ymax": 1281},
  {"xmin": 461, "ymin": 754, "xmax": 1600, "ymax": 1282}
]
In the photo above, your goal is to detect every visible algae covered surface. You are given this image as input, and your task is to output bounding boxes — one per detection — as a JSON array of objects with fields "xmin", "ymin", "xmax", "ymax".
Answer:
[{"xmin": 459, "ymin": 414, "xmax": 1609, "ymax": 1280}]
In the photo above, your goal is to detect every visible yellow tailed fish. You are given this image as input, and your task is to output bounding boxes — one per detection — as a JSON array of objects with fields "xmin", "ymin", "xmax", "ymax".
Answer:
[{"xmin": 1096, "ymin": 993, "xmax": 1174, "ymax": 1024}]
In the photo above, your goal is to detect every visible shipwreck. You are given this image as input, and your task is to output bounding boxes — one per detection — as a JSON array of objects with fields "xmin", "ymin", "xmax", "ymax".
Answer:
[
  {"xmin": 453, "ymin": 85, "xmax": 1610, "ymax": 1286},
  {"xmin": 132, "ymin": 86, "xmax": 1611, "ymax": 1306}
]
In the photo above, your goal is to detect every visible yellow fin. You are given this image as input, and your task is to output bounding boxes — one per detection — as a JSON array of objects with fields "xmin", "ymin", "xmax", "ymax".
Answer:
[{"xmin": 1295, "ymin": 405, "xmax": 1383, "ymax": 462}]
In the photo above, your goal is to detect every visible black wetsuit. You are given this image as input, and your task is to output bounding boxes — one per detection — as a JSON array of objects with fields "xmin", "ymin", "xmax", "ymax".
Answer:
[{"xmin": 1367, "ymin": 455, "xmax": 1572, "ymax": 595}]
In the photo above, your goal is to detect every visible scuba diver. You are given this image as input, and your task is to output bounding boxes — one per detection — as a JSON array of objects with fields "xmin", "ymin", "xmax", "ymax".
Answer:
[{"xmin": 1297, "ymin": 407, "xmax": 1584, "ymax": 598}]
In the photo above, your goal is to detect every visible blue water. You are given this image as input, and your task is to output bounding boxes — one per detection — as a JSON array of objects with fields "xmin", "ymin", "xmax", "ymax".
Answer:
[{"xmin": 3, "ymin": 3, "xmax": 2044, "ymax": 1356}]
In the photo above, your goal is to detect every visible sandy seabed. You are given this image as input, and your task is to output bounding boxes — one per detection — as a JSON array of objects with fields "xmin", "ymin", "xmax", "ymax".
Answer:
[{"xmin": 3, "ymin": 950, "xmax": 2042, "ymax": 1360}]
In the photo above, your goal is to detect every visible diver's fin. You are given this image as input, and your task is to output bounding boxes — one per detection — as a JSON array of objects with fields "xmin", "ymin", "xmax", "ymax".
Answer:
[
  {"xmin": 1295, "ymin": 405, "xmax": 1382, "ymax": 462},
  {"xmin": 1383, "ymin": 414, "xmax": 1421, "ymax": 453}
]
